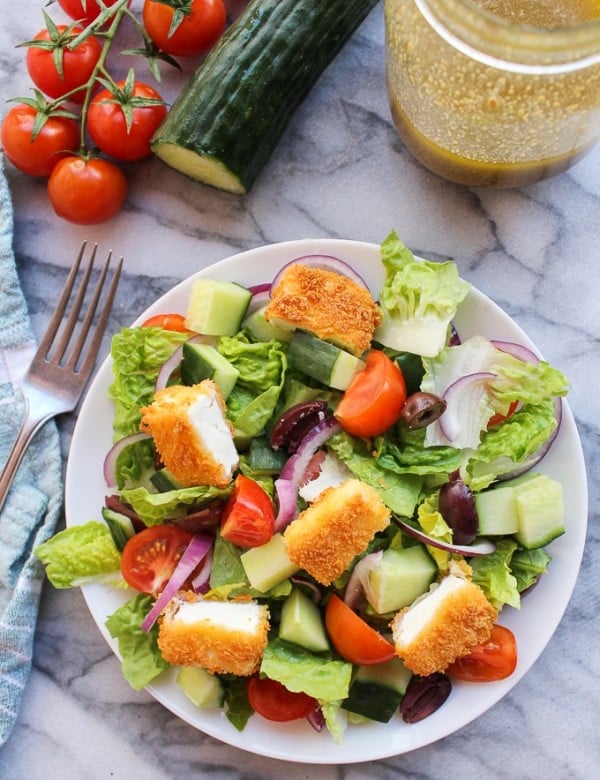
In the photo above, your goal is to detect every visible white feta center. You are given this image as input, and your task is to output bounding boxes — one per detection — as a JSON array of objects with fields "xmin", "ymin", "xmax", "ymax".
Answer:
[
  {"xmin": 187, "ymin": 390, "xmax": 238, "ymax": 476},
  {"xmin": 398, "ymin": 574, "xmax": 466, "ymax": 645},
  {"xmin": 175, "ymin": 600, "xmax": 262, "ymax": 633}
]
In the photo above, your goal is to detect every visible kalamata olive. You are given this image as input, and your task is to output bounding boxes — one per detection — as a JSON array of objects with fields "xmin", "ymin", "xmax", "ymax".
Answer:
[
  {"xmin": 400, "ymin": 391, "xmax": 447, "ymax": 429},
  {"xmin": 400, "ymin": 672, "xmax": 452, "ymax": 724},
  {"xmin": 438, "ymin": 478, "xmax": 479, "ymax": 545},
  {"xmin": 269, "ymin": 400, "xmax": 328, "ymax": 453}
]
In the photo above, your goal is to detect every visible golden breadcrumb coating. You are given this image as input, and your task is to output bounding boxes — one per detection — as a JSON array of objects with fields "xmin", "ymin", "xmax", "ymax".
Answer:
[
  {"xmin": 283, "ymin": 478, "xmax": 390, "ymax": 586},
  {"xmin": 139, "ymin": 380, "xmax": 237, "ymax": 488},
  {"xmin": 390, "ymin": 574, "xmax": 498, "ymax": 676},
  {"xmin": 158, "ymin": 592, "xmax": 270, "ymax": 676},
  {"xmin": 264, "ymin": 264, "xmax": 381, "ymax": 356}
]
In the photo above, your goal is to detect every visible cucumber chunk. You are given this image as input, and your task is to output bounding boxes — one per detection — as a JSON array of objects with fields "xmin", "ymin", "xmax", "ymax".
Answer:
[
  {"xmin": 176, "ymin": 666, "xmax": 224, "ymax": 708},
  {"xmin": 248, "ymin": 436, "xmax": 287, "ymax": 475},
  {"xmin": 343, "ymin": 657, "xmax": 412, "ymax": 723},
  {"xmin": 185, "ymin": 279, "xmax": 251, "ymax": 335},
  {"xmin": 364, "ymin": 545, "xmax": 437, "ymax": 614},
  {"xmin": 475, "ymin": 485, "xmax": 519, "ymax": 536},
  {"xmin": 150, "ymin": 468, "xmax": 182, "ymax": 493},
  {"xmin": 279, "ymin": 587, "xmax": 330, "ymax": 652},
  {"xmin": 511, "ymin": 473, "xmax": 565, "ymax": 549},
  {"xmin": 242, "ymin": 304, "xmax": 293, "ymax": 343},
  {"xmin": 287, "ymin": 330, "xmax": 365, "ymax": 390},
  {"xmin": 181, "ymin": 341, "xmax": 240, "ymax": 399},
  {"xmin": 101, "ymin": 507, "xmax": 135, "ymax": 552},
  {"xmin": 241, "ymin": 533, "xmax": 299, "ymax": 592}
]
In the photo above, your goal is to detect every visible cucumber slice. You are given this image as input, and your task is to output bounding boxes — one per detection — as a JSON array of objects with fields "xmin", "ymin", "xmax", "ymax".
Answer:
[
  {"xmin": 101, "ymin": 507, "xmax": 135, "ymax": 552},
  {"xmin": 511, "ymin": 473, "xmax": 565, "ymax": 549},
  {"xmin": 287, "ymin": 330, "xmax": 365, "ymax": 390},
  {"xmin": 475, "ymin": 485, "xmax": 519, "ymax": 536},
  {"xmin": 279, "ymin": 587, "xmax": 330, "ymax": 652},
  {"xmin": 185, "ymin": 279, "xmax": 251, "ymax": 335},
  {"xmin": 248, "ymin": 436, "xmax": 287, "ymax": 475},
  {"xmin": 242, "ymin": 304, "xmax": 293, "ymax": 343},
  {"xmin": 176, "ymin": 666, "xmax": 224, "ymax": 708},
  {"xmin": 181, "ymin": 341, "xmax": 240, "ymax": 399},
  {"xmin": 241, "ymin": 533, "xmax": 299, "ymax": 592},
  {"xmin": 150, "ymin": 468, "xmax": 182, "ymax": 493},
  {"xmin": 363, "ymin": 545, "xmax": 437, "ymax": 614},
  {"xmin": 343, "ymin": 657, "xmax": 412, "ymax": 723}
]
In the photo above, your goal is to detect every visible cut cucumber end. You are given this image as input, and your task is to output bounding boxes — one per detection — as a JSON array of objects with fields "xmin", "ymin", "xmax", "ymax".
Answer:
[{"xmin": 151, "ymin": 141, "xmax": 247, "ymax": 195}]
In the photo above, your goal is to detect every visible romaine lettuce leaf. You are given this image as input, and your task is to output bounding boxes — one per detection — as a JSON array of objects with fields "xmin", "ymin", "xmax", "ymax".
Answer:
[
  {"xmin": 469, "ymin": 538, "xmax": 521, "ymax": 611},
  {"xmin": 510, "ymin": 547, "xmax": 551, "ymax": 592},
  {"xmin": 119, "ymin": 484, "xmax": 231, "ymax": 526},
  {"xmin": 105, "ymin": 594, "xmax": 170, "ymax": 690},
  {"xmin": 375, "ymin": 231, "xmax": 470, "ymax": 357},
  {"xmin": 416, "ymin": 493, "xmax": 452, "ymax": 571},
  {"xmin": 35, "ymin": 521, "xmax": 122, "ymax": 588}
]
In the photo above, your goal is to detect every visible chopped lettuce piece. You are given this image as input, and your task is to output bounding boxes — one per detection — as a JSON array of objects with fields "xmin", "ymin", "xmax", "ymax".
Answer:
[
  {"xmin": 375, "ymin": 231, "xmax": 470, "ymax": 357},
  {"xmin": 320, "ymin": 700, "xmax": 348, "ymax": 744},
  {"xmin": 510, "ymin": 547, "xmax": 551, "ymax": 593},
  {"xmin": 221, "ymin": 675, "xmax": 254, "ymax": 731},
  {"xmin": 469, "ymin": 538, "xmax": 521, "ymax": 611},
  {"xmin": 105, "ymin": 594, "xmax": 170, "ymax": 690},
  {"xmin": 35, "ymin": 521, "xmax": 122, "ymax": 588},
  {"xmin": 119, "ymin": 484, "xmax": 231, "ymax": 526},
  {"xmin": 260, "ymin": 639, "xmax": 352, "ymax": 702},
  {"xmin": 376, "ymin": 426, "xmax": 462, "ymax": 478},
  {"xmin": 416, "ymin": 493, "xmax": 452, "ymax": 571}
]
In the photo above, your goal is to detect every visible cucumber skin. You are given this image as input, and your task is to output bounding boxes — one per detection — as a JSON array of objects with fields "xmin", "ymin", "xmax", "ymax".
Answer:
[{"xmin": 151, "ymin": 0, "xmax": 379, "ymax": 193}]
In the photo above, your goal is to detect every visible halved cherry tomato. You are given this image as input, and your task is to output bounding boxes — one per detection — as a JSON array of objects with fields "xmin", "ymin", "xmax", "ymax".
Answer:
[
  {"xmin": 220, "ymin": 474, "xmax": 275, "ymax": 548},
  {"xmin": 121, "ymin": 525, "xmax": 193, "ymax": 596},
  {"xmin": 142, "ymin": 313, "xmax": 190, "ymax": 332},
  {"xmin": 325, "ymin": 594, "xmax": 395, "ymax": 665},
  {"xmin": 142, "ymin": 0, "xmax": 227, "ymax": 57},
  {"xmin": 246, "ymin": 676, "xmax": 317, "ymax": 722},
  {"xmin": 335, "ymin": 350, "xmax": 407, "ymax": 438},
  {"xmin": 487, "ymin": 400, "xmax": 519, "ymax": 429},
  {"xmin": 47, "ymin": 156, "xmax": 127, "ymax": 224},
  {"xmin": 446, "ymin": 624, "xmax": 517, "ymax": 682},
  {"xmin": 0, "ymin": 105, "xmax": 80, "ymax": 177}
]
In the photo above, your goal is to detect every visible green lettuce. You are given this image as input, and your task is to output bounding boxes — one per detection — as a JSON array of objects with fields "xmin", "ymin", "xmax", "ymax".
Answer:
[
  {"xmin": 119, "ymin": 484, "xmax": 231, "ymax": 526},
  {"xmin": 105, "ymin": 594, "xmax": 170, "ymax": 690},
  {"xmin": 376, "ymin": 426, "xmax": 463, "ymax": 478},
  {"xmin": 416, "ymin": 493, "xmax": 453, "ymax": 571},
  {"xmin": 510, "ymin": 547, "xmax": 551, "ymax": 592},
  {"xmin": 469, "ymin": 538, "xmax": 521, "ymax": 611},
  {"xmin": 376, "ymin": 231, "xmax": 470, "ymax": 357},
  {"xmin": 35, "ymin": 521, "xmax": 122, "ymax": 588}
]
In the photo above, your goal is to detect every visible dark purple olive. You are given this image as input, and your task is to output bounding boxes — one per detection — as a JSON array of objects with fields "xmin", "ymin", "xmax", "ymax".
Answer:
[
  {"xmin": 400, "ymin": 672, "xmax": 452, "ymax": 724},
  {"xmin": 400, "ymin": 392, "xmax": 447, "ymax": 429},
  {"xmin": 269, "ymin": 400, "xmax": 328, "ymax": 453},
  {"xmin": 438, "ymin": 478, "xmax": 479, "ymax": 545}
]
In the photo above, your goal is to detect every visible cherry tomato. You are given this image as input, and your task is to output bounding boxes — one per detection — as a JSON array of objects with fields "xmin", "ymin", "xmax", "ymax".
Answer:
[
  {"xmin": 335, "ymin": 350, "xmax": 407, "ymax": 438},
  {"xmin": 0, "ymin": 105, "xmax": 80, "ymax": 177},
  {"xmin": 446, "ymin": 624, "xmax": 517, "ymax": 682},
  {"xmin": 220, "ymin": 474, "xmax": 275, "ymax": 548},
  {"xmin": 58, "ymin": 0, "xmax": 125, "ymax": 26},
  {"xmin": 142, "ymin": 0, "xmax": 227, "ymax": 57},
  {"xmin": 142, "ymin": 313, "xmax": 190, "ymax": 331},
  {"xmin": 87, "ymin": 80, "xmax": 167, "ymax": 162},
  {"xmin": 47, "ymin": 156, "xmax": 127, "ymax": 225},
  {"xmin": 325, "ymin": 594, "xmax": 396, "ymax": 665},
  {"xmin": 487, "ymin": 400, "xmax": 520, "ymax": 429},
  {"xmin": 26, "ymin": 26, "xmax": 102, "ymax": 104},
  {"xmin": 246, "ymin": 676, "xmax": 317, "ymax": 722},
  {"xmin": 121, "ymin": 525, "xmax": 193, "ymax": 595}
]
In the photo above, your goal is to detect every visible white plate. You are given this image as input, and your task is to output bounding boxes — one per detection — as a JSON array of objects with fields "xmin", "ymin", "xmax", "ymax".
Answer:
[{"xmin": 65, "ymin": 239, "xmax": 588, "ymax": 764}]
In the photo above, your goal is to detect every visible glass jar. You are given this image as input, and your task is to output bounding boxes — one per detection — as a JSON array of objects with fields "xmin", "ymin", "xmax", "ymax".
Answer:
[{"xmin": 384, "ymin": 0, "xmax": 600, "ymax": 186}]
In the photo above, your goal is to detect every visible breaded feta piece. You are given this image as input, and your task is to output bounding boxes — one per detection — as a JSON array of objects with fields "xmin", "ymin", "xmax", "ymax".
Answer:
[
  {"xmin": 140, "ymin": 380, "xmax": 238, "ymax": 488},
  {"xmin": 390, "ymin": 573, "xmax": 498, "ymax": 676},
  {"xmin": 283, "ymin": 478, "xmax": 390, "ymax": 586},
  {"xmin": 264, "ymin": 264, "xmax": 381, "ymax": 356},
  {"xmin": 158, "ymin": 593, "xmax": 270, "ymax": 676}
]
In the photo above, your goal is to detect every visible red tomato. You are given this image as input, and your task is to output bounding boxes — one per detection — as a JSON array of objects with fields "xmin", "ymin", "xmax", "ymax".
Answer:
[
  {"xmin": 325, "ymin": 594, "xmax": 396, "ymax": 665},
  {"xmin": 487, "ymin": 400, "xmax": 519, "ymax": 429},
  {"xmin": 142, "ymin": 313, "xmax": 190, "ymax": 331},
  {"xmin": 47, "ymin": 156, "xmax": 127, "ymax": 224},
  {"xmin": 58, "ymin": 0, "xmax": 125, "ymax": 26},
  {"xmin": 335, "ymin": 350, "xmax": 407, "ymax": 438},
  {"xmin": 220, "ymin": 474, "xmax": 275, "ymax": 548},
  {"xmin": 26, "ymin": 26, "xmax": 102, "ymax": 104},
  {"xmin": 142, "ymin": 0, "xmax": 227, "ymax": 57},
  {"xmin": 446, "ymin": 624, "xmax": 517, "ymax": 682},
  {"xmin": 0, "ymin": 105, "xmax": 80, "ymax": 177},
  {"xmin": 121, "ymin": 525, "xmax": 193, "ymax": 595},
  {"xmin": 87, "ymin": 80, "xmax": 167, "ymax": 161},
  {"xmin": 246, "ymin": 676, "xmax": 317, "ymax": 722}
]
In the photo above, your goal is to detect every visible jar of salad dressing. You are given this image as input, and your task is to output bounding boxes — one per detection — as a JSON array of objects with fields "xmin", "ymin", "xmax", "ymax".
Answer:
[{"xmin": 384, "ymin": 0, "xmax": 600, "ymax": 186}]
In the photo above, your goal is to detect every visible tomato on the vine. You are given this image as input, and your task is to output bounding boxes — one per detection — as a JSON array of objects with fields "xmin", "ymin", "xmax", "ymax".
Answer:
[
  {"xmin": 335, "ymin": 350, "xmax": 407, "ymax": 438},
  {"xmin": 446, "ymin": 624, "xmax": 518, "ymax": 682},
  {"xmin": 26, "ymin": 25, "xmax": 102, "ymax": 104},
  {"xmin": 142, "ymin": 0, "xmax": 227, "ymax": 57},
  {"xmin": 121, "ymin": 525, "xmax": 193, "ymax": 596},
  {"xmin": 58, "ymin": 0, "xmax": 125, "ymax": 26},
  {"xmin": 0, "ymin": 104, "xmax": 80, "ymax": 177},
  {"xmin": 142, "ymin": 313, "xmax": 190, "ymax": 331},
  {"xmin": 220, "ymin": 474, "xmax": 275, "ymax": 548},
  {"xmin": 47, "ymin": 156, "xmax": 127, "ymax": 224},
  {"xmin": 246, "ymin": 676, "xmax": 317, "ymax": 722},
  {"xmin": 325, "ymin": 594, "xmax": 396, "ymax": 665},
  {"xmin": 87, "ymin": 78, "xmax": 167, "ymax": 161}
]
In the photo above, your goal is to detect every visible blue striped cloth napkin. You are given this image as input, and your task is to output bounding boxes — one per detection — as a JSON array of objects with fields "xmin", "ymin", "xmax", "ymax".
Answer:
[{"xmin": 0, "ymin": 154, "xmax": 63, "ymax": 746}]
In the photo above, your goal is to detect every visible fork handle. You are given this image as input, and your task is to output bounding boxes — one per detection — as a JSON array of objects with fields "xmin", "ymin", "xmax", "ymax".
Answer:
[{"xmin": 0, "ymin": 402, "xmax": 52, "ymax": 514}]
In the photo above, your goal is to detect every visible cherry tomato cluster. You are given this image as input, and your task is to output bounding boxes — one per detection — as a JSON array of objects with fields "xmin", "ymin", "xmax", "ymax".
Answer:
[{"xmin": 0, "ymin": 0, "xmax": 228, "ymax": 225}]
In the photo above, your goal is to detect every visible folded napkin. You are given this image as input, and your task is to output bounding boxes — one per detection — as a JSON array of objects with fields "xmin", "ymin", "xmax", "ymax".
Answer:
[{"xmin": 0, "ymin": 155, "xmax": 63, "ymax": 746}]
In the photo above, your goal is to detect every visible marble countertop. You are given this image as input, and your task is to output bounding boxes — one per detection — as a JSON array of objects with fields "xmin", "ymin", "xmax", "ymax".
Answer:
[{"xmin": 1, "ymin": 2, "xmax": 599, "ymax": 778}]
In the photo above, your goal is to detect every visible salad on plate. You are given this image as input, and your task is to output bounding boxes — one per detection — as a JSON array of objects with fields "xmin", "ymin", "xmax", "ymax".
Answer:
[{"xmin": 36, "ymin": 231, "xmax": 570, "ymax": 743}]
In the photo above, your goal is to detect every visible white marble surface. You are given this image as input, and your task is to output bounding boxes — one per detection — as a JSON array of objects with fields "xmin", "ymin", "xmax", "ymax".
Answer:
[{"xmin": 1, "ymin": 2, "xmax": 599, "ymax": 778}]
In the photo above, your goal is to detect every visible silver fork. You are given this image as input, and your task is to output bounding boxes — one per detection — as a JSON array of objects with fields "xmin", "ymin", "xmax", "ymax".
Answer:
[{"xmin": 0, "ymin": 242, "xmax": 122, "ymax": 513}]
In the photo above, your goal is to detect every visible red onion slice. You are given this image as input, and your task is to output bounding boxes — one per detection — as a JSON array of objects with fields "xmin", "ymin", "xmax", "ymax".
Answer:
[
  {"xmin": 248, "ymin": 283, "xmax": 271, "ymax": 296},
  {"xmin": 439, "ymin": 372, "xmax": 497, "ymax": 445},
  {"xmin": 492, "ymin": 340, "xmax": 540, "ymax": 365},
  {"xmin": 270, "ymin": 254, "xmax": 369, "ymax": 296},
  {"xmin": 191, "ymin": 546, "xmax": 214, "ymax": 594},
  {"xmin": 243, "ymin": 289, "xmax": 271, "ymax": 320},
  {"xmin": 344, "ymin": 550, "xmax": 383, "ymax": 609},
  {"xmin": 393, "ymin": 518, "xmax": 496, "ymax": 556},
  {"xmin": 103, "ymin": 433, "xmax": 153, "ymax": 488},
  {"xmin": 141, "ymin": 533, "xmax": 214, "ymax": 633}
]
